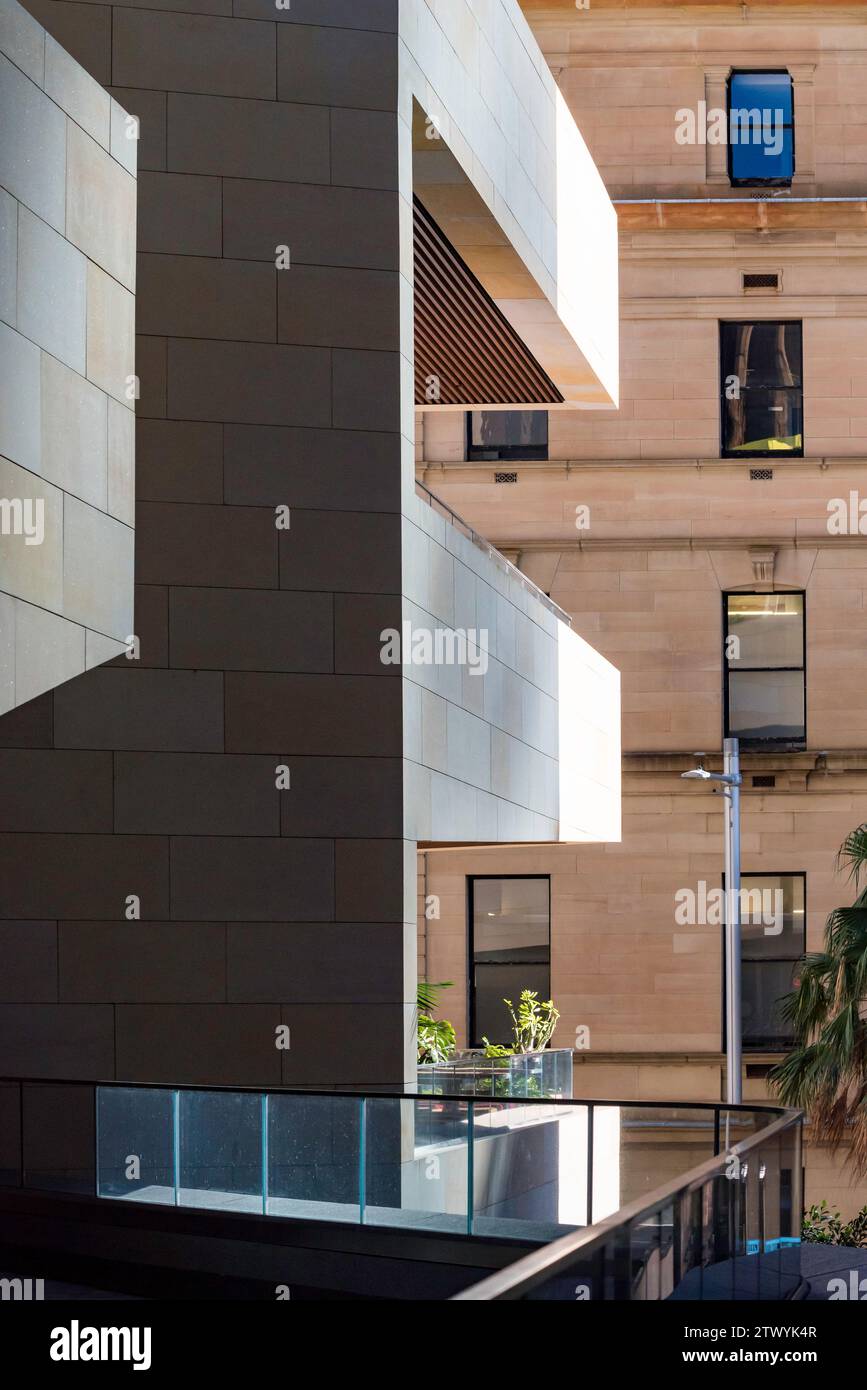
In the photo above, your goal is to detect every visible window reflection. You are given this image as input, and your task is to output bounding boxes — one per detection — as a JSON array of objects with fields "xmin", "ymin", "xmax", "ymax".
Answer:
[
  {"xmin": 728, "ymin": 72, "xmax": 794, "ymax": 186},
  {"xmin": 725, "ymin": 593, "xmax": 805, "ymax": 747},
  {"xmin": 736, "ymin": 874, "xmax": 805, "ymax": 1049},
  {"xmin": 720, "ymin": 322, "xmax": 803, "ymax": 456},
  {"xmin": 468, "ymin": 411, "xmax": 548, "ymax": 461},
  {"xmin": 470, "ymin": 877, "xmax": 551, "ymax": 1046}
]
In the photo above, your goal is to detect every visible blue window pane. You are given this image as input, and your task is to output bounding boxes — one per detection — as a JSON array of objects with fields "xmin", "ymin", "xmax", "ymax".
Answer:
[{"xmin": 729, "ymin": 73, "xmax": 793, "ymax": 184}]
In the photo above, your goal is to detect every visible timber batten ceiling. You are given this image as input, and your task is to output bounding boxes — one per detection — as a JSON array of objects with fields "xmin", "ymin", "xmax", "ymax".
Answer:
[{"xmin": 413, "ymin": 196, "xmax": 564, "ymax": 409}]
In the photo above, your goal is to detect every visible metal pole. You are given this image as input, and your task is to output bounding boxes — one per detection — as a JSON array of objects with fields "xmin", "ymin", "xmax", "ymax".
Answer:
[{"xmin": 724, "ymin": 737, "xmax": 742, "ymax": 1104}]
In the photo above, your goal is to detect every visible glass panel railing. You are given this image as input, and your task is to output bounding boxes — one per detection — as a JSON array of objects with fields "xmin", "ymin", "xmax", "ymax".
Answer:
[
  {"xmin": 614, "ymin": 1106, "xmax": 718, "ymax": 1206},
  {"xmin": 471, "ymin": 1100, "xmax": 587, "ymax": 1241},
  {"xmin": 97, "ymin": 1084, "xmax": 175, "ymax": 1204},
  {"xmin": 364, "ymin": 1096, "xmax": 469, "ymax": 1234},
  {"xmin": 178, "ymin": 1089, "xmax": 263, "ymax": 1214},
  {"xmin": 267, "ymin": 1093, "xmax": 361, "ymax": 1223},
  {"xmin": 2, "ymin": 1077, "xmax": 801, "ymax": 1301},
  {"xmin": 418, "ymin": 1049, "xmax": 573, "ymax": 1100},
  {"xmin": 454, "ymin": 1107, "xmax": 802, "ymax": 1301}
]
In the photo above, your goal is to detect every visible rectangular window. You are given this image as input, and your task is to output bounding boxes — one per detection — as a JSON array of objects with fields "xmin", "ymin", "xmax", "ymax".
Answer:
[
  {"xmin": 724, "ymin": 873, "xmax": 806, "ymax": 1050},
  {"xmin": 724, "ymin": 592, "xmax": 805, "ymax": 748},
  {"xmin": 720, "ymin": 321, "xmax": 803, "ymax": 457},
  {"xmin": 728, "ymin": 71, "xmax": 794, "ymax": 186},
  {"xmin": 468, "ymin": 876, "xmax": 550, "ymax": 1047},
  {"xmin": 467, "ymin": 411, "xmax": 548, "ymax": 461}
]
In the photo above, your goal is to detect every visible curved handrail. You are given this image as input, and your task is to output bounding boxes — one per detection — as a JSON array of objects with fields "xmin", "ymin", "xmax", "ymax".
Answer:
[{"xmin": 452, "ymin": 1105, "xmax": 803, "ymax": 1300}]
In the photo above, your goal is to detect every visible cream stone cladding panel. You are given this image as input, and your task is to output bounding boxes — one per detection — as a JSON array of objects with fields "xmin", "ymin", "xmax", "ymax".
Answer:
[
  {"xmin": 397, "ymin": 0, "xmax": 623, "ymax": 842},
  {"xmin": 0, "ymin": 0, "xmax": 136, "ymax": 714},
  {"xmin": 404, "ymin": 490, "xmax": 621, "ymax": 844},
  {"xmin": 522, "ymin": 1, "xmax": 867, "ymax": 198},
  {"xmin": 414, "ymin": 462, "xmax": 867, "ymax": 752},
  {"xmin": 400, "ymin": 0, "xmax": 619, "ymax": 407}
]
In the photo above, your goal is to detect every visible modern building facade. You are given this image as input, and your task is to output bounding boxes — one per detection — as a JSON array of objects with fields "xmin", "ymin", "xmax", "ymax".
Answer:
[
  {"xmin": 0, "ymin": 0, "xmax": 621, "ymax": 1099},
  {"xmin": 419, "ymin": 0, "xmax": 867, "ymax": 1217},
  {"xmin": 0, "ymin": 15, "xmax": 136, "ymax": 712}
]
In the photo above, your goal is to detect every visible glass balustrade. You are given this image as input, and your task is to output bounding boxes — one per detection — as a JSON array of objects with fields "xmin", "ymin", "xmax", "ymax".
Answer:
[{"xmin": 0, "ymin": 1077, "xmax": 802, "ymax": 1299}]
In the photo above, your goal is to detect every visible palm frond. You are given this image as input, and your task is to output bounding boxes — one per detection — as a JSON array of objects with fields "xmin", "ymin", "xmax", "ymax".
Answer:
[
  {"xmin": 772, "ymin": 826, "xmax": 867, "ymax": 1176},
  {"xmin": 416, "ymin": 980, "xmax": 453, "ymax": 1015},
  {"xmin": 836, "ymin": 824, "xmax": 867, "ymax": 889}
]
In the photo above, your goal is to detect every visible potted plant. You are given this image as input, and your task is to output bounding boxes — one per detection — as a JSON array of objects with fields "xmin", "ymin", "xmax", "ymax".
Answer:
[{"xmin": 477, "ymin": 990, "xmax": 570, "ymax": 1098}]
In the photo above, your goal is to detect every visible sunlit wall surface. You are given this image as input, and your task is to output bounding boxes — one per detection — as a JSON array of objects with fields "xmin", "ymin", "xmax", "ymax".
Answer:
[{"xmin": 0, "ymin": 0, "xmax": 136, "ymax": 711}]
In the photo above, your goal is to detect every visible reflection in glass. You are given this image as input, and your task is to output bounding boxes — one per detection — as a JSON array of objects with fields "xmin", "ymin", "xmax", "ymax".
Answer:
[
  {"xmin": 735, "ymin": 873, "xmax": 806, "ymax": 1049},
  {"xmin": 727, "ymin": 593, "xmax": 804, "ymax": 668},
  {"xmin": 720, "ymin": 322, "xmax": 803, "ymax": 455},
  {"xmin": 728, "ymin": 670, "xmax": 805, "ymax": 743},
  {"xmin": 470, "ymin": 877, "xmax": 550, "ymax": 1046},
  {"xmin": 468, "ymin": 411, "xmax": 548, "ymax": 460},
  {"xmin": 729, "ymin": 72, "xmax": 794, "ymax": 185},
  {"xmin": 364, "ymin": 1097, "xmax": 469, "ymax": 1234},
  {"xmin": 97, "ymin": 1086, "xmax": 175, "ymax": 1203},
  {"xmin": 178, "ymin": 1090, "xmax": 263, "ymax": 1213},
  {"xmin": 725, "ymin": 593, "xmax": 805, "ymax": 746},
  {"xmin": 267, "ymin": 1094, "xmax": 361, "ymax": 1222}
]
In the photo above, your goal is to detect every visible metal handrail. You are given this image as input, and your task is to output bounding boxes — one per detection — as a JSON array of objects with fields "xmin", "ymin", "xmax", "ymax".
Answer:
[
  {"xmin": 0, "ymin": 1075, "xmax": 790, "ymax": 1112},
  {"xmin": 414, "ymin": 479, "xmax": 573, "ymax": 627},
  {"xmin": 1, "ymin": 1076, "xmax": 797, "ymax": 1274},
  {"xmin": 452, "ymin": 1105, "xmax": 803, "ymax": 1300}
]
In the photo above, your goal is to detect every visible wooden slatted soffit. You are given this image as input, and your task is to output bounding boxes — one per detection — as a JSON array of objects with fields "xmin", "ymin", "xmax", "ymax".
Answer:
[{"xmin": 413, "ymin": 196, "xmax": 563, "ymax": 408}]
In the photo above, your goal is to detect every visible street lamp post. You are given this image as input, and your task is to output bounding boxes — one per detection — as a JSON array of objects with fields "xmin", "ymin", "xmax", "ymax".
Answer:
[{"xmin": 682, "ymin": 738, "xmax": 743, "ymax": 1105}]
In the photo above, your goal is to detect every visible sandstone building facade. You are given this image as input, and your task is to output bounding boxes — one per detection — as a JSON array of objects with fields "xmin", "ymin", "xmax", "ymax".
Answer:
[{"xmin": 420, "ymin": 0, "xmax": 867, "ymax": 1216}]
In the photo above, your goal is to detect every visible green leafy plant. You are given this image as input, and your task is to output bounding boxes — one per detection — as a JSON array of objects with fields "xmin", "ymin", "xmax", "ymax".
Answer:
[
  {"xmin": 504, "ymin": 990, "xmax": 561, "ymax": 1053},
  {"xmin": 417, "ymin": 1014, "xmax": 456, "ymax": 1065},
  {"xmin": 417, "ymin": 980, "xmax": 456, "ymax": 1064},
  {"xmin": 481, "ymin": 1038, "xmax": 513, "ymax": 1058},
  {"xmin": 802, "ymin": 1200, "xmax": 867, "ymax": 1248},
  {"xmin": 771, "ymin": 825, "xmax": 867, "ymax": 1173}
]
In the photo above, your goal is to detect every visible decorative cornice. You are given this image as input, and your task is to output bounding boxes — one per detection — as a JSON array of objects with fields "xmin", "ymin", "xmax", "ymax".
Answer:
[
  {"xmin": 492, "ymin": 536, "xmax": 853, "ymax": 553},
  {"xmin": 622, "ymin": 750, "xmax": 867, "ymax": 772},
  {"xmin": 621, "ymin": 295, "xmax": 867, "ymax": 320},
  {"xmin": 420, "ymin": 456, "xmax": 867, "ymax": 477}
]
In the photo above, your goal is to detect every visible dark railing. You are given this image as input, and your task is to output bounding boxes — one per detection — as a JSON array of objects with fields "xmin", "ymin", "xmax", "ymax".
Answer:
[
  {"xmin": 0, "ymin": 1076, "xmax": 800, "ymax": 1298},
  {"xmin": 453, "ymin": 1104, "xmax": 803, "ymax": 1300}
]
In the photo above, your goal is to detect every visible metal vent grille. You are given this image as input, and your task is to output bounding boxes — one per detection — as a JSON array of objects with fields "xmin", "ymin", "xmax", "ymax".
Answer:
[
  {"xmin": 752, "ymin": 775, "xmax": 776, "ymax": 788},
  {"xmin": 495, "ymin": 472, "xmax": 518, "ymax": 484},
  {"xmin": 750, "ymin": 468, "xmax": 774, "ymax": 481},
  {"xmin": 743, "ymin": 271, "xmax": 780, "ymax": 291}
]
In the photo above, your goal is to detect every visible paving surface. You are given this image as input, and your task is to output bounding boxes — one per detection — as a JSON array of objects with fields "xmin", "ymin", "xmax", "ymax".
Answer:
[{"xmin": 800, "ymin": 1245, "xmax": 867, "ymax": 1300}]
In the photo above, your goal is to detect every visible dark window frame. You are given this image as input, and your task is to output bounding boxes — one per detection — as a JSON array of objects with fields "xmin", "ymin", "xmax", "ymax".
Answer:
[
  {"xmin": 722, "ymin": 871, "xmax": 807, "ymax": 1052},
  {"xmin": 719, "ymin": 320, "xmax": 804, "ymax": 459},
  {"xmin": 727, "ymin": 69, "xmax": 795, "ymax": 188},
  {"xmin": 466, "ymin": 410, "xmax": 549, "ymax": 462},
  {"xmin": 467, "ymin": 874, "xmax": 551, "ymax": 1049},
  {"xmin": 722, "ymin": 590, "xmax": 807, "ymax": 751}
]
